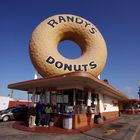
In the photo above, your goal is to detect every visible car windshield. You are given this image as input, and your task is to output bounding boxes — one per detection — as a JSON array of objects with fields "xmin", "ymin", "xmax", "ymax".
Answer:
[
  {"xmin": 1, "ymin": 107, "xmax": 16, "ymax": 113},
  {"xmin": 0, "ymin": 105, "xmax": 28, "ymax": 114}
]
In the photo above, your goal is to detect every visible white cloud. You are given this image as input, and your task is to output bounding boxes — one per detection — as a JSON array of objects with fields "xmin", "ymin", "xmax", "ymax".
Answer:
[{"xmin": 124, "ymin": 85, "xmax": 135, "ymax": 99}]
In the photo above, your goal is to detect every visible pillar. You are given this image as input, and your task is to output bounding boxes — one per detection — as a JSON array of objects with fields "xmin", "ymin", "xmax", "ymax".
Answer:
[
  {"xmin": 45, "ymin": 90, "xmax": 50, "ymax": 104},
  {"xmin": 73, "ymin": 89, "xmax": 76, "ymax": 106},
  {"xmin": 87, "ymin": 91, "xmax": 91, "ymax": 106},
  {"xmin": 31, "ymin": 88, "xmax": 36, "ymax": 106}
]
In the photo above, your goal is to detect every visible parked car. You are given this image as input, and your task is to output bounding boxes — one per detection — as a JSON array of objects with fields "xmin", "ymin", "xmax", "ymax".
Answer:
[{"xmin": 0, "ymin": 105, "xmax": 28, "ymax": 122}]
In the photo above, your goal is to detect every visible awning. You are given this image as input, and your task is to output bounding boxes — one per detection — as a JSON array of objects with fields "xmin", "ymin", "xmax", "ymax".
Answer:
[
  {"xmin": 8, "ymin": 72, "xmax": 128, "ymax": 101},
  {"xmin": 121, "ymin": 99, "xmax": 140, "ymax": 103}
]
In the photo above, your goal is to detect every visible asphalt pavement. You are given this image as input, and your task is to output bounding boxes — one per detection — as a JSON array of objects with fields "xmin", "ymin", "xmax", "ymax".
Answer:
[
  {"xmin": 0, "ymin": 114, "xmax": 140, "ymax": 140},
  {"xmin": 83, "ymin": 114, "xmax": 140, "ymax": 140}
]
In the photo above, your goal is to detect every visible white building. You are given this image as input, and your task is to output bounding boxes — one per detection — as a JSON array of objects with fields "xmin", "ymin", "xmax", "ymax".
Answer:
[{"xmin": 0, "ymin": 96, "xmax": 14, "ymax": 110}]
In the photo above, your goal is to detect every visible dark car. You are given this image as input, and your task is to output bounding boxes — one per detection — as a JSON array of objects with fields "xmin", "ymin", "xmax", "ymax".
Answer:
[{"xmin": 0, "ymin": 106, "xmax": 28, "ymax": 122}]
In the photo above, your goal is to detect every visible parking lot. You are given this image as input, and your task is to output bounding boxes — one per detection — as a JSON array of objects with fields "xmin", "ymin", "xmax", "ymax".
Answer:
[
  {"xmin": 0, "ymin": 121, "xmax": 95, "ymax": 140},
  {"xmin": 0, "ymin": 114, "xmax": 140, "ymax": 140}
]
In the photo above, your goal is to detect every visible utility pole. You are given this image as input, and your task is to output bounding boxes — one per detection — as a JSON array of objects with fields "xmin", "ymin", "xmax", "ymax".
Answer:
[
  {"xmin": 10, "ymin": 89, "xmax": 14, "ymax": 98},
  {"xmin": 138, "ymin": 81, "xmax": 140, "ymax": 99}
]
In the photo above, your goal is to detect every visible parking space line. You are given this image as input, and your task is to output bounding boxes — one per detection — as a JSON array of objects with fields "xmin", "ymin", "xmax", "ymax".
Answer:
[{"xmin": 131, "ymin": 123, "xmax": 140, "ymax": 140}]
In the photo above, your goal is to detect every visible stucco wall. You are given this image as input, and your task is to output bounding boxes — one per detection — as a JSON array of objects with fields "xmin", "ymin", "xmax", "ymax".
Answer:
[
  {"xmin": 98, "ymin": 93, "xmax": 119, "ymax": 113},
  {"xmin": 0, "ymin": 96, "xmax": 14, "ymax": 110}
]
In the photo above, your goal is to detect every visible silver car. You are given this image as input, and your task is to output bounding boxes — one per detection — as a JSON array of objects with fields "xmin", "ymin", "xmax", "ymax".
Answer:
[{"xmin": 0, "ymin": 106, "xmax": 28, "ymax": 122}]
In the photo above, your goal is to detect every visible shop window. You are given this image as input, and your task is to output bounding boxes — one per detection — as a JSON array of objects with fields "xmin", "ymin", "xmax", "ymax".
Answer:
[
  {"xmin": 50, "ymin": 89, "xmax": 74, "ymax": 113},
  {"xmin": 76, "ymin": 90, "xmax": 87, "ymax": 105},
  {"xmin": 75, "ymin": 90, "xmax": 87, "ymax": 114},
  {"xmin": 90, "ymin": 93, "xmax": 99, "ymax": 113}
]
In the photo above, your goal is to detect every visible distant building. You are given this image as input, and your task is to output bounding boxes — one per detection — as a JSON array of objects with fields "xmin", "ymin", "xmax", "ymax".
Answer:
[{"xmin": 0, "ymin": 96, "xmax": 30, "ymax": 110}]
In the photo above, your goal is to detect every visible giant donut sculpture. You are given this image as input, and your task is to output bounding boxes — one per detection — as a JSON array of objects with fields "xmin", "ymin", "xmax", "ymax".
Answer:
[{"xmin": 29, "ymin": 14, "xmax": 107, "ymax": 77}]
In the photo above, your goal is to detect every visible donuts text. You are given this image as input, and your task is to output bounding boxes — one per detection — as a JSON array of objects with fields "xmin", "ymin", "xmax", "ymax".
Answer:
[{"xmin": 46, "ymin": 56, "xmax": 97, "ymax": 72}]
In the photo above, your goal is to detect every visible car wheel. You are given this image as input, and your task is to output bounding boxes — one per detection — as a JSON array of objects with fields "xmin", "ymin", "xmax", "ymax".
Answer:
[{"xmin": 2, "ymin": 116, "xmax": 9, "ymax": 122}]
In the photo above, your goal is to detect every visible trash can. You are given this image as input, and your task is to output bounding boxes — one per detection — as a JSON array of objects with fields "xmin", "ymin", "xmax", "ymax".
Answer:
[
  {"xmin": 63, "ymin": 114, "xmax": 73, "ymax": 129},
  {"xmin": 94, "ymin": 115, "xmax": 103, "ymax": 124}
]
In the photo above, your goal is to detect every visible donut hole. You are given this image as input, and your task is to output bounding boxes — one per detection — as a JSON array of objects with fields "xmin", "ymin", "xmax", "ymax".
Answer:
[
  {"xmin": 58, "ymin": 40, "xmax": 82, "ymax": 59},
  {"xmin": 57, "ymin": 31, "xmax": 88, "ymax": 59}
]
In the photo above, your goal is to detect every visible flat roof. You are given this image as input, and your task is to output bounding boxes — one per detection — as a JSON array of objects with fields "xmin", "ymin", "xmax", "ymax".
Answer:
[
  {"xmin": 121, "ymin": 99, "xmax": 140, "ymax": 103},
  {"xmin": 8, "ymin": 72, "xmax": 128, "ymax": 100}
]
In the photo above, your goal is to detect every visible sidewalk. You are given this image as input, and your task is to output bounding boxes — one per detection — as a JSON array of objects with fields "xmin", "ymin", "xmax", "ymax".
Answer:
[
  {"xmin": 82, "ymin": 114, "xmax": 140, "ymax": 140},
  {"xmin": 12, "ymin": 113, "xmax": 140, "ymax": 140}
]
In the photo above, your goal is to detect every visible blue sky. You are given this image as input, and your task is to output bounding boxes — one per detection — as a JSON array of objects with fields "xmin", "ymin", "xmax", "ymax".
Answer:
[{"xmin": 0, "ymin": 0, "xmax": 140, "ymax": 100}]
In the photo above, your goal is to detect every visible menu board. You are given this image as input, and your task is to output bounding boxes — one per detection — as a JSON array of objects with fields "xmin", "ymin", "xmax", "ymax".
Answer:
[
  {"xmin": 63, "ymin": 95, "xmax": 68, "ymax": 103},
  {"xmin": 51, "ymin": 94, "xmax": 69, "ymax": 104},
  {"xmin": 57, "ymin": 95, "xmax": 62, "ymax": 103}
]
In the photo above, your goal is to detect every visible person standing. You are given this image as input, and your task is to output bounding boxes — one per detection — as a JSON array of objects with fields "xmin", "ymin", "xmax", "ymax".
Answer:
[
  {"xmin": 28, "ymin": 104, "xmax": 36, "ymax": 128},
  {"xmin": 44, "ymin": 103, "xmax": 52, "ymax": 127},
  {"xmin": 36, "ymin": 102, "xmax": 44, "ymax": 126}
]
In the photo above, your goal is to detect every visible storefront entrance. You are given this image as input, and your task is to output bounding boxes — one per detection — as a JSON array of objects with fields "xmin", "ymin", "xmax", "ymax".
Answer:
[{"xmin": 28, "ymin": 88, "xmax": 99, "ymax": 128}]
